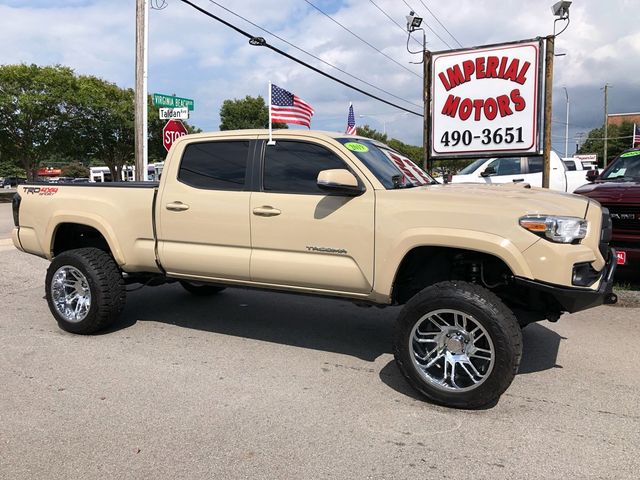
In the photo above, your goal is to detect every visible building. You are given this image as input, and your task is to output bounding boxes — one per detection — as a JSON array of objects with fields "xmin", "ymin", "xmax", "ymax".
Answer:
[{"xmin": 607, "ymin": 112, "xmax": 640, "ymax": 127}]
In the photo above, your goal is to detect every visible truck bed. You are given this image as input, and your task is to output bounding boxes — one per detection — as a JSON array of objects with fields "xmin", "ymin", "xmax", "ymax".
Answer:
[{"xmin": 14, "ymin": 182, "xmax": 160, "ymax": 272}]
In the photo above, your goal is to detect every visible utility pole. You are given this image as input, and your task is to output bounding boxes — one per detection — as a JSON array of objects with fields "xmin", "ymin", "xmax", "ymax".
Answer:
[
  {"xmin": 542, "ymin": 35, "xmax": 555, "ymax": 188},
  {"xmin": 603, "ymin": 84, "xmax": 610, "ymax": 167},
  {"xmin": 135, "ymin": 0, "xmax": 149, "ymax": 181},
  {"xmin": 423, "ymin": 48, "xmax": 432, "ymax": 173}
]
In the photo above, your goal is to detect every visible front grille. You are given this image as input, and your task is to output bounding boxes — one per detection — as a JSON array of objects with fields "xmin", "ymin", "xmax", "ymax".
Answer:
[
  {"xmin": 607, "ymin": 205, "xmax": 640, "ymax": 231},
  {"xmin": 599, "ymin": 208, "xmax": 612, "ymax": 259}
]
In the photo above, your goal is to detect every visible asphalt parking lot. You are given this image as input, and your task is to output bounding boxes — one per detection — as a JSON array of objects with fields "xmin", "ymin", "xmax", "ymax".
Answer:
[{"xmin": 1, "ymin": 202, "xmax": 639, "ymax": 479}]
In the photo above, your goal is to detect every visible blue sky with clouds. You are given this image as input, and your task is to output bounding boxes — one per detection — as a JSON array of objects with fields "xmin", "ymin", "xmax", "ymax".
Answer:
[{"xmin": 2, "ymin": 0, "xmax": 639, "ymax": 155}]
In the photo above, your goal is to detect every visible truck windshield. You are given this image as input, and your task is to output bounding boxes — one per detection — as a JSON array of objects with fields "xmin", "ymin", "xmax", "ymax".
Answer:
[
  {"xmin": 458, "ymin": 158, "xmax": 486, "ymax": 175},
  {"xmin": 601, "ymin": 151, "xmax": 640, "ymax": 180},
  {"xmin": 336, "ymin": 138, "xmax": 436, "ymax": 189}
]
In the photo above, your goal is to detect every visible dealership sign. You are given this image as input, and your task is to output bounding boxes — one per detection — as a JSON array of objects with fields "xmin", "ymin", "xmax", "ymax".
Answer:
[{"xmin": 431, "ymin": 39, "xmax": 542, "ymax": 158}]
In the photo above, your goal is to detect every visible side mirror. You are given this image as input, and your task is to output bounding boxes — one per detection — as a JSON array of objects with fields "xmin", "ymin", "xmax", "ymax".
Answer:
[
  {"xmin": 480, "ymin": 166, "xmax": 496, "ymax": 177},
  {"xmin": 585, "ymin": 169, "xmax": 599, "ymax": 182},
  {"xmin": 317, "ymin": 169, "xmax": 364, "ymax": 196}
]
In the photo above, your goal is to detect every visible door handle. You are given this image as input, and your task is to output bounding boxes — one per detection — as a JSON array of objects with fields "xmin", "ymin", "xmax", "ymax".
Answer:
[
  {"xmin": 166, "ymin": 201, "xmax": 190, "ymax": 211},
  {"xmin": 512, "ymin": 178, "xmax": 525, "ymax": 183},
  {"xmin": 253, "ymin": 206, "xmax": 281, "ymax": 217}
]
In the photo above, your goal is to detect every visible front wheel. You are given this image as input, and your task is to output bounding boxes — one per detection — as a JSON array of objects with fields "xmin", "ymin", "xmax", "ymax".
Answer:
[
  {"xmin": 45, "ymin": 248, "xmax": 126, "ymax": 335},
  {"xmin": 394, "ymin": 281, "xmax": 522, "ymax": 409}
]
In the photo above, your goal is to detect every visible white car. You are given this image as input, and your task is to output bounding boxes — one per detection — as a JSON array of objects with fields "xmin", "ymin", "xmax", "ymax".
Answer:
[{"xmin": 452, "ymin": 152, "xmax": 591, "ymax": 193}]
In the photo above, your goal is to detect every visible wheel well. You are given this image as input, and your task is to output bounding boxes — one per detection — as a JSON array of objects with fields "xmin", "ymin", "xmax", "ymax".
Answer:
[
  {"xmin": 52, "ymin": 223, "xmax": 111, "ymax": 257},
  {"xmin": 392, "ymin": 246, "xmax": 513, "ymax": 305}
]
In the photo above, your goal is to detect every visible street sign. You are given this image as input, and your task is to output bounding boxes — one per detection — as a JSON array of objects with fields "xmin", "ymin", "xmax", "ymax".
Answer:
[
  {"xmin": 153, "ymin": 93, "xmax": 195, "ymax": 111},
  {"xmin": 159, "ymin": 107, "xmax": 189, "ymax": 120},
  {"xmin": 163, "ymin": 119, "xmax": 188, "ymax": 152},
  {"xmin": 430, "ymin": 39, "xmax": 543, "ymax": 159}
]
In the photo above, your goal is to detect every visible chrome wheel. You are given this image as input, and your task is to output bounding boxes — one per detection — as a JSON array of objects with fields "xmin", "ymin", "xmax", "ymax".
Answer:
[
  {"xmin": 410, "ymin": 309, "xmax": 495, "ymax": 392},
  {"xmin": 50, "ymin": 266, "xmax": 92, "ymax": 323}
]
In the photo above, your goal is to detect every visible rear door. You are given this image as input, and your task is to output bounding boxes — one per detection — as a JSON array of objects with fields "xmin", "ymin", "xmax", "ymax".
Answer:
[
  {"xmin": 249, "ymin": 138, "xmax": 375, "ymax": 293},
  {"xmin": 156, "ymin": 135, "xmax": 256, "ymax": 280}
]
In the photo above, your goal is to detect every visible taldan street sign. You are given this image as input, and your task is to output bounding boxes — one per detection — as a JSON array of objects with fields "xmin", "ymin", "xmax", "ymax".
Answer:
[
  {"xmin": 159, "ymin": 107, "xmax": 189, "ymax": 120},
  {"xmin": 162, "ymin": 119, "xmax": 188, "ymax": 152},
  {"xmin": 153, "ymin": 93, "xmax": 194, "ymax": 111},
  {"xmin": 430, "ymin": 39, "xmax": 543, "ymax": 159}
]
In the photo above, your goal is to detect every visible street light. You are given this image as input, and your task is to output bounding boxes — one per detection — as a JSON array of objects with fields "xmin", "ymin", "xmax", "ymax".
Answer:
[
  {"xmin": 406, "ymin": 11, "xmax": 423, "ymax": 32},
  {"xmin": 542, "ymin": 1, "xmax": 572, "ymax": 188},
  {"xmin": 359, "ymin": 114, "xmax": 386, "ymax": 135},
  {"xmin": 562, "ymin": 86, "xmax": 569, "ymax": 158},
  {"xmin": 359, "ymin": 113, "xmax": 410, "ymax": 137},
  {"xmin": 405, "ymin": 11, "xmax": 429, "ymax": 171}
]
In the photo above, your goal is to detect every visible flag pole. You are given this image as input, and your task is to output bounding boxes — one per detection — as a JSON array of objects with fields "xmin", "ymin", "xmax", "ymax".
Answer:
[
  {"xmin": 634, "ymin": 123, "xmax": 636, "ymax": 148},
  {"xmin": 268, "ymin": 81, "xmax": 275, "ymax": 145}
]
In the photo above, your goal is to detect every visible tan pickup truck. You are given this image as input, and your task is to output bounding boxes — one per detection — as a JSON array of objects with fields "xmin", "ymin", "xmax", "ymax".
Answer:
[{"xmin": 11, "ymin": 129, "xmax": 617, "ymax": 409}]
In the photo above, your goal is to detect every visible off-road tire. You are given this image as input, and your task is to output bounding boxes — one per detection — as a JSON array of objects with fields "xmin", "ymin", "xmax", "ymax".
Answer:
[
  {"xmin": 45, "ymin": 248, "xmax": 126, "ymax": 334},
  {"xmin": 179, "ymin": 281, "xmax": 226, "ymax": 296},
  {"xmin": 394, "ymin": 281, "xmax": 522, "ymax": 409}
]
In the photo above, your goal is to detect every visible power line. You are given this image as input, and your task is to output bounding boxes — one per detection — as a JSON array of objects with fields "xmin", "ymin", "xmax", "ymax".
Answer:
[
  {"xmin": 367, "ymin": 0, "xmax": 422, "ymax": 47},
  {"xmin": 303, "ymin": 0, "xmax": 421, "ymax": 78},
  {"xmin": 418, "ymin": 0, "xmax": 463, "ymax": 48},
  {"xmin": 176, "ymin": 0, "xmax": 423, "ymax": 117},
  {"xmin": 206, "ymin": 0, "xmax": 421, "ymax": 109},
  {"xmin": 400, "ymin": 0, "xmax": 453, "ymax": 49}
]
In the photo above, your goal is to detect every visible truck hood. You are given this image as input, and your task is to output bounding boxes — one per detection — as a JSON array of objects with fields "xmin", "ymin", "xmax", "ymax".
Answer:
[
  {"xmin": 411, "ymin": 183, "xmax": 590, "ymax": 218},
  {"xmin": 574, "ymin": 181, "xmax": 640, "ymax": 203}
]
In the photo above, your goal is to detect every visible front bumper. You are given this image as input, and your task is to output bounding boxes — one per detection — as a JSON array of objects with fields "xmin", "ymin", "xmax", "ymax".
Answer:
[{"xmin": 513, "ymin": 248, "xmax": 618, "ymax": 313}]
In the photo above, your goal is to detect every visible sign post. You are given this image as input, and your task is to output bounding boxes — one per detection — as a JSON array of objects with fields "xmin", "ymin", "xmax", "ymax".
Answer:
[
  {"xmin": 430, "ymin": 39, "xmax": 543, "ymax": 160},
  {"xmin": 163, "ymin": 119, "xmax": 188, "ymax": 152}
]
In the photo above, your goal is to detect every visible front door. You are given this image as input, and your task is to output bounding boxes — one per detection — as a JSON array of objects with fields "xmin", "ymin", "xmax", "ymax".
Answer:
[{"xmin": 250, "ymin": 139, "xmax": 375, "ymax": 293}]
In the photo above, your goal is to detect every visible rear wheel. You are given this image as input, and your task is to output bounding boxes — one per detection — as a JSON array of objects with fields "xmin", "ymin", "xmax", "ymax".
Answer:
[
  {"xmin": 45, "ymin": 248, "xmax": 125, "ymax": 334},
  {"xmin": 394, "ymin": 281, "xmax": 522, "ymax": 409},
  {"xmin": 179, "ymin": 280, "xmax": 226, "ymax": 296}
]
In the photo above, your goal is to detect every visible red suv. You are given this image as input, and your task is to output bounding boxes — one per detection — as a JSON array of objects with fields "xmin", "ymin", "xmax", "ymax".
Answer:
[{"xmin": 575, "ymin": 149, "xmax": 640, "ymax": 278}]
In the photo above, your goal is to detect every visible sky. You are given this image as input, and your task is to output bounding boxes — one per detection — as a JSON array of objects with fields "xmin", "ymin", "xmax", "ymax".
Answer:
[{"xmin": 2, "ymin": 0, "xmax": 639, "ymax": 156}]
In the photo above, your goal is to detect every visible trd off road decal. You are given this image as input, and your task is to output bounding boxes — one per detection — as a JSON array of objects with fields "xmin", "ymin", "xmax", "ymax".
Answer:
[{"xmin": 24, "ymin": 187, "xmax": 58, "ymax": 196}]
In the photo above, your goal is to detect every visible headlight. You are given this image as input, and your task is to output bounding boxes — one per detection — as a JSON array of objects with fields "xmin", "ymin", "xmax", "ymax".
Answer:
[{"xmin": 519, "ymin": 215, "xmax": 588, "ymax": 243}]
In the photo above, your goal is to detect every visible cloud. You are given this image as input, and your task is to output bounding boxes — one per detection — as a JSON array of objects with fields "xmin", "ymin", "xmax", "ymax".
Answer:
[{"xmin": 1, "ymin": 0, "xmax": 638, "ymax": 151}]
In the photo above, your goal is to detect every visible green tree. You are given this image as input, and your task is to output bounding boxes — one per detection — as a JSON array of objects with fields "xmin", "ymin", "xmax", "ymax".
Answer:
[
  {"xmin": 61, "ymin": 162, "xmax": 90, "ymax": 178},
  {"xmin": 74, "ymin": 75, "xmax": 135, "ymax": 180},
  {"xmin": 356, "ymin": 124, "xmax": 388, "ymax": 143},
  {"xmin": 0, "ymin": 64, "xmax": 80, "ymax": 180},
  {"xmin": 578, "ymin": 121, "xmax": 635, "ymax": 166},
  {"xmin": 219, "ymin": 95, "xmax": 287, "ymax": 130}
]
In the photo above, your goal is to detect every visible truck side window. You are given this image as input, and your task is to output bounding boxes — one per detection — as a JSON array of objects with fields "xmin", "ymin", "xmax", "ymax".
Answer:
[
  {"xmin": 486, "ymin": 157, "xmax": 521, "ymax": 176},
  {"xmin": 528, "ymin": 157, "xmax": 543, "ymax": 174},
  {"xmin": 563, "ymin": 160, "xmax": 577, "ymax": 171},
  {"xmin": 178, "ymin": 141, "xmax": 249, "ymax": 191},
  {"xmin": 263, "ymin": 141, "xmax": 347, "ymax": 194}
]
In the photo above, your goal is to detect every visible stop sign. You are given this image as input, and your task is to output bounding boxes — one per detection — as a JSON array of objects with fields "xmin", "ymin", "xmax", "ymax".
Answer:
[{"xmin": 162, "ymin": 119, "xmax": 188, "ymax": 152}]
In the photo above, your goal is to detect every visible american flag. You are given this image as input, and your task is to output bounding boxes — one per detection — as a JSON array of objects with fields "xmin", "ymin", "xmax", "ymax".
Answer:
[
  {"xmin": 270, "ymin": 84, "xmax": 314, "ymax": 128},
  {"xmin": 634, "ymin": 123, "xmax": 640, "ymax": 148},
  {"xmin": 346, "ymin": 103, "xmax": 357, "ymax": 135},
  {"xmin": 385, "ymin": 151, "xmax": 431, "ymax": 186}
]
